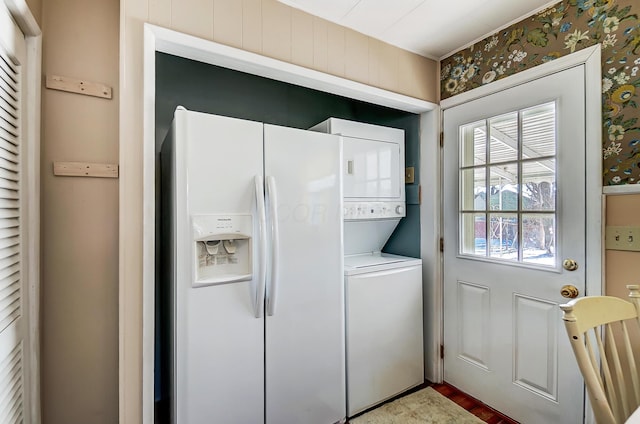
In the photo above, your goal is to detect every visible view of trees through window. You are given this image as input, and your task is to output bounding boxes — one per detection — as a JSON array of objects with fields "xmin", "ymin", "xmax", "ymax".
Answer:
[{"xmin": 459, "ymin": 102, "xmax": 556, "ymax": 266}]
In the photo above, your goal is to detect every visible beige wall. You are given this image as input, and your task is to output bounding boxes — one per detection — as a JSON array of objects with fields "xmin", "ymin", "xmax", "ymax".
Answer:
[
  {"xmin": 605, "ymin": 195, "xmax": 640, "ymax": 297},
  {"xmin": 605, "ymin": 194, "xmax": 640, "ymax": 400},
  {"xmin": 41, "ymin": 0, "xmax": 119, "ymax": 422},
  {"xmin": 146, "ymin": 0, "xmax": 437, "ymax": 101},
  {"xmin": 120, "ymin": 0, "xmax": 437, "ymax": 421}
]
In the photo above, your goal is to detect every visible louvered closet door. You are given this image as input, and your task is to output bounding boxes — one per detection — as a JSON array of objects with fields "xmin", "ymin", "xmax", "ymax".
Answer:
[{"xmin": 0, "ymin": 3, "xmax": 27, "ymax": 423}]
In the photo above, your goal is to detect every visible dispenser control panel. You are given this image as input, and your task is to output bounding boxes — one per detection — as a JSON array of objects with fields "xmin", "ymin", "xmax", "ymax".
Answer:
[
  {"xmin": 192, "ymin": 214, "xmax": 252, "ymax": 287},
  {"xmin": 343, "ymin": 202, "xmax": 406, "ymax": 220}
]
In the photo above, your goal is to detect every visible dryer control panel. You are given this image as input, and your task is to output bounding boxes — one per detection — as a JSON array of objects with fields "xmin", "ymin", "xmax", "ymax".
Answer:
[{"xmin": 344, "ymin": 201, "xmax": 406, "ymax": 220}]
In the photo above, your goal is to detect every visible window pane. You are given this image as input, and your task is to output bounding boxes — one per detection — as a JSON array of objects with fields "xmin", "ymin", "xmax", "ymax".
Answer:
[
  {"xmin": 461, "ymin": 213, "xmax": 486, "ymax": 256},
  {"xmin": 489, "ymin": 164, "xmax": 518, "ymax": 211},
  {"xmin": 461, "ymin": 121, "xmax": 486, "ymax": 167},
  {"xmin": 522, "ymin": 214, "xmax": 555, "ymax": 266},
  {"xmin": 489, "ymin": 112, "xmax": 518, "ymax": 164},
  {"xmin": 522, "ymin": 102, "xmax": 555, "ymax": 159},
  {"xmin": 489, "ymin": 214, "xmax": 518, "ymax": 260},
  {"xmin": 522, "ymin": 160, "xmax": 555, "ymax": 211},
  {"xmin": 461, "ymin": 168, "xmax": 486, "ymax": 210}
]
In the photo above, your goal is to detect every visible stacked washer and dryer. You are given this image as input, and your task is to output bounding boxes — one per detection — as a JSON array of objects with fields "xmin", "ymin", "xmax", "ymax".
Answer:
[{"xmin": 311, "ymin": 118, "xmax": 424, "ymax": 417}]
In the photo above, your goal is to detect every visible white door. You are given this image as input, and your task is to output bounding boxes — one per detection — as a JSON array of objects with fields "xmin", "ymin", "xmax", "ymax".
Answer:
[
  {"xmin": 443, "ymin": 65, "xmax": 586, "ymax": 423},
  {"xmin": 0, "ymin": 4, "xmax": 29, "ymax": 423},
  {"xmin": 264, "ymin": 125, "xmax": 345, "ymax": 424}
]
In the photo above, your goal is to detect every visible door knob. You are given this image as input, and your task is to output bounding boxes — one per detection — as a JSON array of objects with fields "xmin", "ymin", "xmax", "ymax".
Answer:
[
  {"xmin": 562, "ymin": 259, "xmax": 578, "ymax": 271},
  {"xmin": 560, "ymin": 285, "xmax": 579, "ymax": 299}
]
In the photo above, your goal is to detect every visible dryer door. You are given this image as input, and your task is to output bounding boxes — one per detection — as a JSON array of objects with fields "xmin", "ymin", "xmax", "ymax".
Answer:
[{"xmin": 343, "ymin": 136, "xmax": 401, "ymax": 200}]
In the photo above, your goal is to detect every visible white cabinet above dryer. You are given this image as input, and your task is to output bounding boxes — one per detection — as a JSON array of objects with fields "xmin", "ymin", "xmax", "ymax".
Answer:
[{"xmin": 310, "ymin": 118, "xmax": 405, "ymax": 203}]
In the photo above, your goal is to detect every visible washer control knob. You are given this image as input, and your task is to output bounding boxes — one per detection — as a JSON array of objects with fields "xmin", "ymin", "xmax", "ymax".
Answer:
[{"xmin": 395, "ymin": 205, "xmax": 405, "ymax": 215}]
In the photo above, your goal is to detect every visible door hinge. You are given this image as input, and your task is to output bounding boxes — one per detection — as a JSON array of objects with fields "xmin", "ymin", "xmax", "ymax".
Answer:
[
  {"xmin": 439, "ymin": 131, "xmax": 444, "ymax": 148},
  {"xmin": 439, "ymin": 237, "xmax": 444, "ymax": 252},
  {"xmin": 440, "ymin": 344, "xmax": 444, "ymax": 359}
]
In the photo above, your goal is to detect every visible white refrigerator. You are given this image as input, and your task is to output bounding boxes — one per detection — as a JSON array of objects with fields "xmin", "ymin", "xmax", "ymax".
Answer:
[{"xmin": 161, "ymin": 108, "xmax": 346, "ymax": 424}]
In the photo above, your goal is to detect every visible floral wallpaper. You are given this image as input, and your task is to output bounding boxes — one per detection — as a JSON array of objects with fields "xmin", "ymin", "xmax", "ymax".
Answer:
[{"xmin": 440, "ymin": 0, "xmax": 640, "ymax": 186}]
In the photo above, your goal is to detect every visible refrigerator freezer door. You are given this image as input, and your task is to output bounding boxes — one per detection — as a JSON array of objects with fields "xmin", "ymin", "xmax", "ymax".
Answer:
[
  {"xmin": 263, "ymin": 124, "xmax": 346, "ymax": 424},
  {"xmin": 173, "ymin": 110, "xmax": 265, "ymax": 424}
]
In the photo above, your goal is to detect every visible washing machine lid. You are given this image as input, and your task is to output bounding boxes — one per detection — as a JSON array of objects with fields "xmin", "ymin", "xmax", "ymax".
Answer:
[
  {"xmin": 344, "ymin": 219, "xmax": 400, "ymax": 256},
  {"xmin": 344, "ymin": 253, "xmax": 422, "ymax": 275}
]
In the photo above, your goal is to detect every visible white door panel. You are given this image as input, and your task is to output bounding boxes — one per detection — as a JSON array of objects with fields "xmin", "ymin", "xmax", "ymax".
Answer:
[
  {"xmin": 264, "ymin": 125, "xmax": 345, "ymax": 424},
  {"xmin": 443, "ymin": 65, "xmax": 585, "ymax": 423}
]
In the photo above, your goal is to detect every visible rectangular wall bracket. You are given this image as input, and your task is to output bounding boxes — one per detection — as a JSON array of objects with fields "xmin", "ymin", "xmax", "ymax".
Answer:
[
  {"xmin": 46, "ymin": 75, "xmax": 113, "ymax": 99},
  {"xmin": 53, "ymin": 162, "xmax": 119, "ymax": 178}
]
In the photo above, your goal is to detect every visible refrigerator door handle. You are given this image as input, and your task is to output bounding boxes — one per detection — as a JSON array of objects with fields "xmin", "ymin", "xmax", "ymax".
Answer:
[
  {"xmin": 266, "ymin": 176, "xmax": 279, "ymax": 316},
  {"xmin": 254, "ymin": 175, "xmax": 267, "ymax": 318}
]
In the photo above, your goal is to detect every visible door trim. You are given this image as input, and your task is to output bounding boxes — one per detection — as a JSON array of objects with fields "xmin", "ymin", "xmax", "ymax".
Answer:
[
  {"xmin": 438, "ymin": 44, "xmax": 602, "ymax": 421},
  {"xmin": 419, "ymin": 107, "xmax": 442, "ymax": 382},
  {"xmin": 140, "ymin": 24, "xmax": 438, "ymax": 424}
]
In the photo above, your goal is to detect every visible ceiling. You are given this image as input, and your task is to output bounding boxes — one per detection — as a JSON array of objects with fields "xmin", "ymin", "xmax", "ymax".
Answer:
[{"xmin": 278, "ymin": 0, "xmax": 558, "ymax": 59}]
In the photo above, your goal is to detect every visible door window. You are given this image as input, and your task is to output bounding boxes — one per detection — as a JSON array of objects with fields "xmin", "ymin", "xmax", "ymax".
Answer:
[{"xmin": 459, "ymin": 102, "xmax": 557, "ymax": 267}]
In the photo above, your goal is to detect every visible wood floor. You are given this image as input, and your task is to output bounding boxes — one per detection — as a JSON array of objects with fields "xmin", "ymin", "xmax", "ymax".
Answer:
[{"xmin": 431, "ymin": 383, "xmax": 519, "ymax": 424}]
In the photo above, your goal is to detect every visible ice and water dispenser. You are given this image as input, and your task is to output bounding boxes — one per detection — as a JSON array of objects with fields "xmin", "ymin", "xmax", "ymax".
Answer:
[{"xmin": 192, "ymin": 214, "xmax": 253, "ymax": 286}]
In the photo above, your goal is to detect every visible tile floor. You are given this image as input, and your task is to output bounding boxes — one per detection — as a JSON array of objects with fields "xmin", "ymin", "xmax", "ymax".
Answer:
[{"xmin": 347, "ymin": 382, "xmax": 518, "ymax": 424}]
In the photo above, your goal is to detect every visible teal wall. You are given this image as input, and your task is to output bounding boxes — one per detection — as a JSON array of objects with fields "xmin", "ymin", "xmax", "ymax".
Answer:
[{"xmin": 155, "ymin": 52, "xmax": 421, "ymax": 257}]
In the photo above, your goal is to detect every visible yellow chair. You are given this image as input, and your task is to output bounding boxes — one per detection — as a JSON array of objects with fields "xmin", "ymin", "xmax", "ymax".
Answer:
[{"xmin": 560, "ymin": 286, "xmax": 640, "ymax": 424}]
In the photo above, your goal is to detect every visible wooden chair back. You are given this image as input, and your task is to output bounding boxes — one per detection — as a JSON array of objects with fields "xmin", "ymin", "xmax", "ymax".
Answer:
[{"xmin": 560, "ymin": 285, "xmax": 640, "ymax": 424}]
